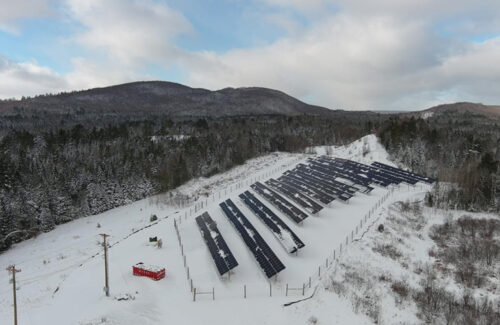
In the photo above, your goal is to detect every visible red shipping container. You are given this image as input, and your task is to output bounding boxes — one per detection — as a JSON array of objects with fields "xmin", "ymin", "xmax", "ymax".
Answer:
[{"xmin": 132, "ymin": 262, "xmax": 165, "ymax": 280}]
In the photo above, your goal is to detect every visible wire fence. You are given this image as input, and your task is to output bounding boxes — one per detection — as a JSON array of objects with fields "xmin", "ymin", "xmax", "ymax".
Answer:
[{"xmin": 181, "ymin": 178, "xmax": 406, "ymax": 301}]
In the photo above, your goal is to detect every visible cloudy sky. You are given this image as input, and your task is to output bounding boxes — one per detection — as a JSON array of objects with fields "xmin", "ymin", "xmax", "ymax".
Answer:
[{"xmin": 0, "ymin": 0, "xmax": 499, "ymax": 110}]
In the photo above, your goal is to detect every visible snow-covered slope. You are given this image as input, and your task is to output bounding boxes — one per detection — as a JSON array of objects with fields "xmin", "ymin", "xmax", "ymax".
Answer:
[{"xmin": 0, "ymin": 134, "xmax": 430, "ymax": 325}]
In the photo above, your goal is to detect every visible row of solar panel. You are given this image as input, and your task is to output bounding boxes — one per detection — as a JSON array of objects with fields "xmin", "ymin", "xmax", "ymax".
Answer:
[
  {"xmin": 195, "ymin": 212, "xmax": 239, "ymax": 276},
  {"xmin": 325, "ymin": 158, "xmax": 402, "ymax": 187},
  {"xmin": 307, "ymin": 159, "xmax": 375, "ymax": 191},
  {"xmin": 239, "ymin": 191, "xmax": 305, "ymax": 253},
  {"xmin": 251, "ymin": 181, "xmax": 308, "ymax": 223},
  {"xmin": 371, "ymin": 161, "xmax": 435, "ymax": 184},
  {"xmin": 320, "ymin": 157, "xmax": 435, "ymax": 186},
  {"xmin": 220, "ymin": 199, "xmax": 286, "ymax": 278},
  {"xmin": 196, "ymin": 157, "xmax": 433, "ymax": 279}
]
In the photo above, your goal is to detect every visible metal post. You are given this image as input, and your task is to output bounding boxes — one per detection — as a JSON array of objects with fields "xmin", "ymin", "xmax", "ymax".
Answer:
[
  {"xmin": 269, "ymin": 283, "xmax": 272, "ymax": 297},
  {"xmin": 6, "ymin": 265, "xmax": 20, "ymax": 325},
  {"xmin": 286, "ymin": 283, "xmax": 288, "ymax": 296},
  {"xmin": 99, "ymin": 234, "xmax": 110, "ymax": 297},
  {"xmin": 193, "ymin": 288, "xmax": 196, "ymax": 302},
  {"xmin": 244, "ymin": 285, "xmax": 246, "ymax": 299}
]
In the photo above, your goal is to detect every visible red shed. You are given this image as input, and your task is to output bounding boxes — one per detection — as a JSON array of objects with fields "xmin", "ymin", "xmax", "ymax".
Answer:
[{"xmin": 132, "ymin": 262, "xmax": 165, "ymax": 280}]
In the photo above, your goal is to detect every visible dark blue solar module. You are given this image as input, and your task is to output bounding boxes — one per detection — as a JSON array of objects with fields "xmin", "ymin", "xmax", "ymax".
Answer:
[
  {"xmin": 294, "ymin": 164, "xmax": 360, "ymax": 195},
  {"xmin": 288, "ymin": 169, "xmax": 354, "ymax": 201},
  {"xmin": 307, "ymin": 159, "xmax": 374, "ymax": 190},
  {"xmin": 251, "ymin": 181, "xmax": 308, "ymax": 223},
  {"xmin": 239, "ymin": 191, "xmax": 305, "ymax": 253},
  {"xmin": 316, "ymin": 157, "xmax": 395, "ymax": 187},
  {"xmin": 304, "ymin": 163, "xmax": 373, "ymax": 193},
  {"xmin": 265, "ymin": 178, "xmax": 323, "ymax": 214},
  {"xmin": 371, "ymin": 161, "xmax": 435, "ymax": 184},
  {"xmin": 326, "ymin": 158, "xmax": 401, "ymax": 186},
  {"xmin": 277, "ymin": 175, "xmax": 334, "ymax": 205},
  {"xmin": 195, "ymin": 212, "xmax": 239, "ymax": 276},
  {"xmin": 281, "ymin": 172, "xmax": 340, "ymax": 202},
  {"xmin": 220, "ymin": 199, "xmax": 285, "ymax": 278}
]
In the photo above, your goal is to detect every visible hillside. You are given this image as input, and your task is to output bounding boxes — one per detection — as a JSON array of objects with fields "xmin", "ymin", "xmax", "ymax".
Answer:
[
  {"xmin": 0, "ymin": 135, "xmax": 416, "ymax": 324},
  {"xmin": 0, "ymin": 81, "xmax": 332, "ymax": 118},
  {"xmin": 417, "ymin": 102, "xmax": 500, "ymax": 119}
]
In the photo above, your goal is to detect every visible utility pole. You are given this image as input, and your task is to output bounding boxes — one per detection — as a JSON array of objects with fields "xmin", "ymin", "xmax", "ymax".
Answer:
[
  {"xmin": 99, "ymin": 234, "xmax": 110, "ymax": 296},
  {"xmin": 6, "ymin": 265, "xmax": 21, "ymax": 325}
]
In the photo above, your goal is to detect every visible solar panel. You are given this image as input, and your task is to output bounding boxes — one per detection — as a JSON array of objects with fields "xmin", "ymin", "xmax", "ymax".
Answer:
[
  {"xmin": 371, "ymin": 161, "xmax": 435, "ymax": 184},
  {"xmin": 307, "ymin": 160, "xmax": 374, "ymax": 189},
  {"xmin": 294, "ymin": 164, "xmax": 360, "ymax": 195},
  {"xmin": 277, "ymin": 175, "xmax": 333, "ymax": 205},
  {"xmin": 250, "ymin": 181, "xmax": 308, "ymax": 223},
  {"xmin": 280, "ymin": 173, "xmax": 339, "ymax": 203},
  {"xmin": 195, "ymin": 212, "xmax": 238, "ymax": 276},
  {"xmin": 239, "ymin": 191, "xmax": 305, "ymax": 253},
  {"xmin": 317, "ymin": 157, "xmax": 393, "ymax": 187},
  {"xmin": 265, "ymin": 178, "xmax": 323, "ymax": 214},
  {"xmin": 328, "ymin": 158, "xmax": 402, "ymax": 186},
  {"xmin": 289, "ymin": 170, "xmax": 353, "ymax": 201},
  {"xmin": 220, "ymin": 199, "xmax": 286, "ymax": 278}
]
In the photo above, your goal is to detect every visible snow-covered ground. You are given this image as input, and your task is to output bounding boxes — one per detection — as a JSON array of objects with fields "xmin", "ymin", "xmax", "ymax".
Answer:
[{"xmin": 0, "ymin": 135, "xmax": 434, "ymax": 324}]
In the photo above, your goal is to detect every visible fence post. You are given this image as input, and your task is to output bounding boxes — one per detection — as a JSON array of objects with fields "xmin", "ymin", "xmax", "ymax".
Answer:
[
  {"xmin": 286, "ymin": 283, "xmax": 288, "ymax": 296},
  {"xmin": 318, "ymin": 266, "xmax": 321, "ymax": 277},
  {"xmin": 302, "ymin": 283, "xmax": 305, "ymax": 296},
  {"xmin": 269, "ymin": 283, "xmax": 272, "ymax": 297},
  {"xmin": 193, "ymin": 288, "xmax": 196, "ymax": 302},
  {"xmin": 309, "ymin": 277, "xmax": 311, "ymax": 288},
  {"xmin": 244, "ymin": 285, "xmax": 246, "ymax": 299},
  {"xmin": 213, "ymin": 287, "xmax": 215, "ymax": 300}
]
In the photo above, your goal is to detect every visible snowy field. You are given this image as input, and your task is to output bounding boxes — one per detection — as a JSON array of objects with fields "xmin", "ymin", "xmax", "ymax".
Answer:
[{"xmin": 0, "ymin": 135, "xmax": 432, "ymax": 324}]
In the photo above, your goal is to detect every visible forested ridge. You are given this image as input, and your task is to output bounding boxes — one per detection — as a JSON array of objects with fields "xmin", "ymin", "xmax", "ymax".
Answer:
[
  {"xmin": 378, "ymin": 107, "xmax": 499, "ymax": 211},
  {"xmin": 0, "ymin": 114, "xmax": 381, "ymax": 251},
  {"xmin": 1, "ymin": 82, "xmax": 498, "ymax": 252}
]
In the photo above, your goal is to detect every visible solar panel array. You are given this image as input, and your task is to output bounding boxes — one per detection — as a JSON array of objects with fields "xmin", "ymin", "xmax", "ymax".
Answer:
[
  {"xmin": 250, "ymin": 181, "xmax": 308, "ymax": 223},
  {"xmin": 239, "ymin": 191, "xmax": 305, "ymax": 253},
  {"xmin": 193, "ymin": 155, "xmax": 433, "ymax": 278},
  {"xmin": 195, "ymin": 212, "xmax": 239, "ymax": 276},
  {"xmin": 220, "ymin": 199, "xmax": 286, "ymax": 278},
  {"xmin": 306, "ymin": 159, "xmax": 374, "ymax": 192},
  {"xmin": 371, "ymin": 161, "xmax": 435, "ymax": 184},
  {"xmin": 265, "ymin": 178, "xmax": 323, "ymax": 214}
]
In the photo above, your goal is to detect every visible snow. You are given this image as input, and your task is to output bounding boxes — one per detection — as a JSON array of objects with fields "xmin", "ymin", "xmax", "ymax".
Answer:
[
  {"xmin": 134, "ymin": 263, "xmax": 164, "ymax": 273},
  {"xmin": 0, "ymin": 134, "xmax": 432, "ymax": 324},
  {"xmin": 421, "ymin": 111, "xmax": 434, "ymax": 119}
]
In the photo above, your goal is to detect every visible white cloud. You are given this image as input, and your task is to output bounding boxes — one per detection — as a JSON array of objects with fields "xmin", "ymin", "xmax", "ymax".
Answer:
[
  {"xmin": 0, "ymin": 0, "xmax": 54, "ymax": 34},
  {"xmin": 1, "ymin": 0, "xmax": 500, "ymax": 110},
  {"xmin": 0, "ymin": 56, "xmax": 66, "ymax": 98},
  {"xmin": 65, "ymin": 0, "xmax": 191, "ymax": 67},
  {"xmin": 183, "ymin": 1, "xmax": 500, "ymax": 110}
]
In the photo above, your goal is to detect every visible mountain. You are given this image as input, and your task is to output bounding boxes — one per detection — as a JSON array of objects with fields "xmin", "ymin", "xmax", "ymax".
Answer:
[
  {"xmin": 419, "ymin": 102, "xmax": 500, "ymax": 119},
  {"xmin": 0, "ymin": 81, "xmax": 332, "ymax": 117}
]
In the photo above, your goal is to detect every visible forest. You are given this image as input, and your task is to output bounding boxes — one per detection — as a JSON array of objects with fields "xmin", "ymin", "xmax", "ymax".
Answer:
[
  {"xmin": 0, "ymin": 114, "xmax": 380, "ymax": 250},
  {"xmin": 378, "ymin": 111, "xmax": 499, "ymax": 212},
  {"xmin": 1, "ymin": 102, "xmax": 498, "ymax": 252}
]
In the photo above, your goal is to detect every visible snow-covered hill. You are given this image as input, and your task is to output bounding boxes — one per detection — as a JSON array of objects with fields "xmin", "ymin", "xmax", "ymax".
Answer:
[{"xmin": 0, "ymin": 135, "xmax": 434, "ymax": 324}]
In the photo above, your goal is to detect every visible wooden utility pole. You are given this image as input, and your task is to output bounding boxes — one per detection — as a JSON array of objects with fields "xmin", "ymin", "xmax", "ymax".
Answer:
[
  {"xmin": 6, "ymin": 265, "xmax": 21, "ymax": 325},
  {"xmin": 99, "ymin": 234, "xmax": 110, "ymax": 296}
]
